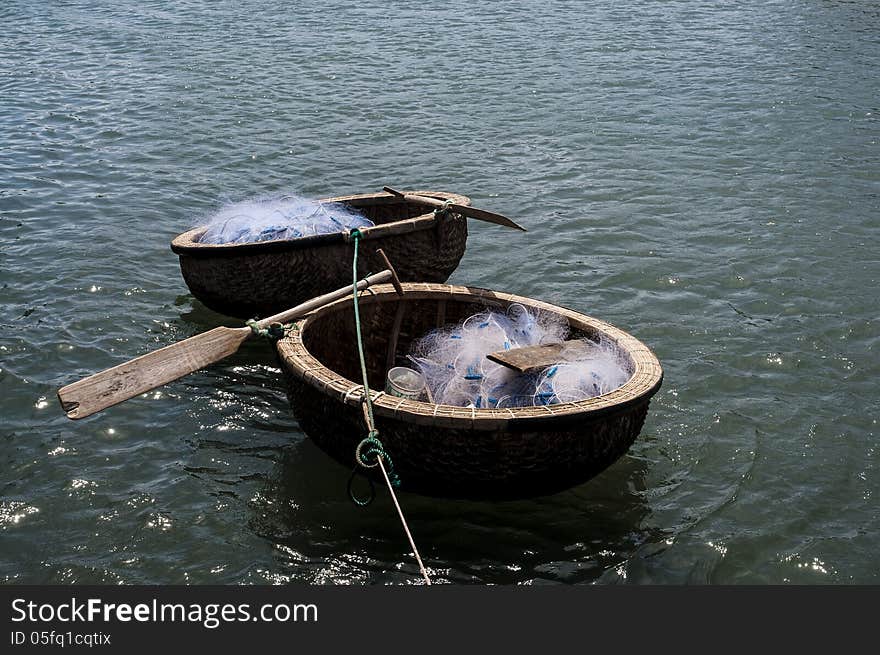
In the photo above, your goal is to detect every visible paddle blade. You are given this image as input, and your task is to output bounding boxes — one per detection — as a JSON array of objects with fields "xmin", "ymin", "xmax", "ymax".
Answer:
[
  {"xmin": 57, "ymin": 326, "xmax": 251, "ymax": 420},
  {"xmin": 449, "ymin": 203, "xmax": 527, "ymax": 231}
]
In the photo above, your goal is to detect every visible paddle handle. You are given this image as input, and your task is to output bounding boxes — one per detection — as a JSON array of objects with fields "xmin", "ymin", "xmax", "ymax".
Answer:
[
  {"xmin": 382, "ymin": 186, "xmax": 527, "ymax": 232},
  {"xmin": 383, "ymin": 186, "xmax": 445, "ymax": 209},
  {"xmin": 257, "ymin": 269, "xmax": 393, "ymax": 327},
  {"xmin": 345, "ymin": 214, "xmax": 437, "ymax": 241}
]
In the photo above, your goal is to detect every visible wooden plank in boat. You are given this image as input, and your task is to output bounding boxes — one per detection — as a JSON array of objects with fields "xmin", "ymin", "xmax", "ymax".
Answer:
[{"xmin": 486, "ymin": 340, "xmax": 595, "ymax": 373}]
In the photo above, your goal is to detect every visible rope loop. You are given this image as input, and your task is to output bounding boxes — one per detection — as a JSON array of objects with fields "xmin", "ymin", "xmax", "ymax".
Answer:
[
  {"xmin": 355, "ymin": 432, "xmax": 383, "ymax": 468},
  {"xmin": 354, "ymin": 433, "xmax": 400, "ymax": 488},
  {"xmin": 347, "ymin": 466, "xmax": 376, "ymax": 506}
]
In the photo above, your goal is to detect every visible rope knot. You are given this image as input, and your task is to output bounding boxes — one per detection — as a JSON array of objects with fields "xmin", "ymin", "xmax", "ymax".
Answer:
[
  {"xmin": 266, "ymin": 322, "xmax": 285, "ymax": 339},
  {"xmin": 354, "ymin": 433, "xmax": 401, "ymax": 488},
  {"xmin": 355, "ymin": 432, "xmax": 383, "ymax": 468},
  {"xmin": 348, "ymin": 432, "xmax": 400, "ymax": 507},
  {"xmin": 246, "ymin": 319, "xmax": 286, "ymax": 340},
  {"xmin": 433, "ymin": 200, "xmax": 454, "ymax": 219}
]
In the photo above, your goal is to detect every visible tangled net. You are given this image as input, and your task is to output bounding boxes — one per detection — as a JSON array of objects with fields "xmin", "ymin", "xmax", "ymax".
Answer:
[
  {"xmin": 198, "ymin": 194, "xmax": 374, "ymax": 244},
  {"xmin": 407, "ymin": 304, "xmax": 631, "ymax": 408}
]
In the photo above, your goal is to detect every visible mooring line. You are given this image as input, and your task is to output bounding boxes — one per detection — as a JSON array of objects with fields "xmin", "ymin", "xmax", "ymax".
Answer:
[
  {"xmin": 377, "ymin": 457, "xmax": 431, "ymax": 585},
  {"xmin": 349, "ymin": 229, "xmax": 432, "ymax": 586}
]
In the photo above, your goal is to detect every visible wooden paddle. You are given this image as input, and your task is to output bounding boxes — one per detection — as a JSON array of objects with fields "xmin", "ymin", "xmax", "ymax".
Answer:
[
  {"xmin": 58, "ymin": 263, "xmax": 401, "ymax": 420},
  {"xmin": 486, "ymin": 340, "xmax": 596, "ymax": 374},
  {"xmin": 382, "ymin": 186, "xmax": 527, "ymax": 232}
]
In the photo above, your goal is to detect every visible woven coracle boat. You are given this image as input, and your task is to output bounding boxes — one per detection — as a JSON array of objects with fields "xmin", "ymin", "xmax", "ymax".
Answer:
[
  {"xmin": 171, "ymin": 190, "xmax": 470, "ymax": 319},
  {"xmin": 277, "ymin": 283, "xmax": 663, "ymax": 499}
]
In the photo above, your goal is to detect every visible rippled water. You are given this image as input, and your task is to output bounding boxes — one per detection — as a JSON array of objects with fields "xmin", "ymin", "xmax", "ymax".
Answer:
[{"xmin": 2, "ymin": 0, "xmax": 878, "ymax": 584}]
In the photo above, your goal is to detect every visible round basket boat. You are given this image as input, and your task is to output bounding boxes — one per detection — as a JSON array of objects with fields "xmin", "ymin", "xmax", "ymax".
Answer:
[
  {"xmin": 276, "ymin": 283, "xmax": 663, "ymax": 500},
  {"xmin": 171, "ymin": 190, "xmax": 470, "ymax": 319}
]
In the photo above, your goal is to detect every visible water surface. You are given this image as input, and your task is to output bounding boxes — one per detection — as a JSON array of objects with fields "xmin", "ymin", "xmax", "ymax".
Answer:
[{"xmin": 1, "ymin": 0, "xmax": 878, "ymax": 584}]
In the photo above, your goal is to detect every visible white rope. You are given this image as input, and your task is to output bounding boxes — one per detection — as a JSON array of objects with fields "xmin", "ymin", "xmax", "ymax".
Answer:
[{"xmin": 377, "ymin": 457, "xmax": 432, "ymax": 585}]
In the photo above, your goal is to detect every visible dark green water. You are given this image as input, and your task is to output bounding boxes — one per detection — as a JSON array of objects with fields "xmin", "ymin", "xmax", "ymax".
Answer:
[{"xmin": 2, "ymin": 0, "xmax": 878, "ymax": 584}]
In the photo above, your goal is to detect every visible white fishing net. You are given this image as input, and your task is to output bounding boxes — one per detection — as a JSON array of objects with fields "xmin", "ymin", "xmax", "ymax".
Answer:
[
  {"xmin": 198, "ymin": 194, "xmax": 374, "ymax": 244},
  {"xmin": 406, "ymin": 304, "xmax": 631, "ymax": 408}
]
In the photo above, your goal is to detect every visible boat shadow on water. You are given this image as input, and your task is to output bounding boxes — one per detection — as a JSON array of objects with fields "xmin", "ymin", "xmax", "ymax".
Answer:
[{"xmin": 248, "ymin": 437, "xmax": 668, "ymax": 585}]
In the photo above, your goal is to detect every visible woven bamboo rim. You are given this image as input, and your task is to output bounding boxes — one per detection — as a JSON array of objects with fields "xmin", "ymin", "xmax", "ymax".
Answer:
[
  {"xmin": 170, "ymin": 190, "xmax": 470, "ymax": 256},
  {"xmin": 277, "ymin": 283, "xmax": 664, "ymax": 431}
]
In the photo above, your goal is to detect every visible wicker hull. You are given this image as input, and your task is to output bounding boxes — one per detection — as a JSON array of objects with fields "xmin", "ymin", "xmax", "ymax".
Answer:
[
  {"xmin": 171, "ymin": 191, "xmax": 469, "ymax": 319},
  {"xmin": 285, "ymin": 373, "xmax": 651, "ymax": 499},
  {"xmin": 276, "ymin": 283, "xmax": 663, "ymax": 500}
]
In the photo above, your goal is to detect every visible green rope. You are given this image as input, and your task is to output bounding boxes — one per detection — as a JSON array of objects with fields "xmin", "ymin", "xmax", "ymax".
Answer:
[
  {"xmin": 350, "ymin": 230, "xmax": 376, "ymax": 428},
  {"xmin": 355, "ymin": 432, "xmax": 384, "ymax": 467},
  {"xmin": 245, "ymin": 319, "xmax": 288, "ymax": 340},
  {"xmin": 347, "ymin": 467, "xmax": 375, "ymax": 507},
  {"xmin": 349, "ymin": 229, "xmax": 400, "ymax": 492}
]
